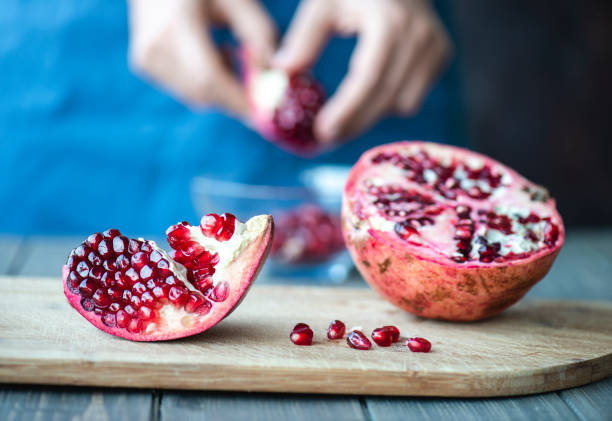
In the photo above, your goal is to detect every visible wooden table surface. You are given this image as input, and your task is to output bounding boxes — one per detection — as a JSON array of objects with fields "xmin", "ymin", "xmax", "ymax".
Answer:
[{"xmin": 1, "ymin": 229, "xmax": 611, "ymax": 421}]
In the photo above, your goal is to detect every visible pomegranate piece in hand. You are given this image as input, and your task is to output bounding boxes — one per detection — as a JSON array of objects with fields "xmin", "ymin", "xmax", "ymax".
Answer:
[
  {"xmin": 63, "ymin": 214, "xmax": 273, "ymax": 341},
  {"xmin": 342, "ymin": 141, "xmax": 565, "ymax": 321},
  {"xmin": 406, "ymin": 337, "xmax": 432, "ymax": 353},
  {"xmin": 271, "ymin": 204, "xmax": 344, "ymax": 264},
  {"xmin": 327, "ymin": 320, "xmax": 346, "ymax": 340},
  {"xmin": 244, "ymin": 55, "xmax": 326, "ymax": 157},
  {"xmin": 290, "ymin": 323, "xmax": 313, "ymax": 346},
  {"xmin": 347, "ymin": 330, "xmax": 372, "ymax": 350}
]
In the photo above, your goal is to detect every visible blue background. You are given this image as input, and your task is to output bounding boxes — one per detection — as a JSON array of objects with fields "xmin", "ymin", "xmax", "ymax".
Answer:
[{"xmin": 0, "ymin": 0, "xmax": 462, "ymax": 235}]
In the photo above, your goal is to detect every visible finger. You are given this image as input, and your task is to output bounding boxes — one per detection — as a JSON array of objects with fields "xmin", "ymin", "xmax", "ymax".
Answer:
[
  {"xmin": 213, "ymin": 0, "xmax": 277, "ymax": 64},
  {"xmin": 314, "ymin": 17, "xmax": 394, "ymax": 143},
  {"xmin": 394, "ymin": 35, "xmax": 450, "ymax": 115},
  {"xmin": 273, "ymin": 0, "xmax": 333, "ymax": 72}
]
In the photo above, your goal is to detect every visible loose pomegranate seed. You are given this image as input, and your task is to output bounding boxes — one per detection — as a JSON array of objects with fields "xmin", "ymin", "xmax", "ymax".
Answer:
[
  {"xmin": 371, "ymin": 328, "xmax": 393, "ymax": 347},
  {"xmin": 290, "ymin": 323, "xmax": 313, "ymax": 346},
  {"xmin": 327, "ymin": 320, "xmax": 346, "ymax": 340},
  {"xmin": 382, "ymin": 325, "xmax": 400, "ymax": 342},
  {"xmin": 347, "ymin": 330, "xmax": 371, "ymax": 350},
  {"xmin": 166, "ymin": 222, "xmax": 191, "ymax": 249},
  {"xmin": 199, "ymin": 213, "xmax": 237, "ymax": 242},
  {"xmin": 406, "ymin": 337, "xmax": 432, "ymax": 353}
]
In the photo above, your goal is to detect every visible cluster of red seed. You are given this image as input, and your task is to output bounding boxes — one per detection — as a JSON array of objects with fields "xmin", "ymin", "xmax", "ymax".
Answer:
[
  {"xmin": 65, "ymin": 229, "xmax": 211, "ymax": 334},
  {"xmin": 165, "ymin": 213, "xmax": 237, "ymax": 301},
  {"xmin": 272, "ymin": 73, "xmax": 325, "ymax": 151},
  {"xmin": 271, "ymin": 205, "xmax": 344, "ymax": 264},
  {"xmin": 290, "ymin": 320, "xmax": 431, "ymax": 352}
]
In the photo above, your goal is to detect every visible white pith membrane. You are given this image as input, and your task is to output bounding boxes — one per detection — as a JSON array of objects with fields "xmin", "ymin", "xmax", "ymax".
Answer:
[
  {"xmin": 64, "ymin": 215, "xmax": 270, "ymax": 339},
  {"xmin": 347, "ymin": 143, "xmax": 561, "ymax": 264}
]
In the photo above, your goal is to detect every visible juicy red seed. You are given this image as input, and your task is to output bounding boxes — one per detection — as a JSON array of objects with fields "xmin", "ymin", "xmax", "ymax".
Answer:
[
  {"xmin": 125, "ymin": 268, "xmax": 140, "ymax": 283},
  {"xmin": 78, "ymin": 279, "xmax": 97, "ymax": 297},
  {"xmin": 207, "ymin": 281, "xmax": 229, "ymax": 302},
  {"xmin": 116, "ymin": 310, "xmax": 129, "ymax": 328},
  {"xmin": 89, "ymin": 266, "xmax": 104, "ymax": 282},
  {"xmin": 108, "ymin": 302, "xmax": 121, "ymax": 312},
  {"xmin": 168, "ymin": 286, "xmax": 188, "ymax": 305},
  {"xmin": 112, "ymin": 236, "xmax": 128, "ymax": 254},
  {"xmin": 138, "ymin": 306, "xmax": 154, "ymax": 320},
  {"xmin": 139, "ymin": 265, "xmax": 154, "ymax": 281},
  {"xmin": 67, "ymin": 271, "xmax": 81, "ymax": 293},
  {"xmin": 166, "ymin": 223, "xmax": 191, "ymax": 249},
  {"xmin": 74, "ymin": 244, "xmax": 90, "ymax": 259},
  {"xmin": 141, "ymin": 291, "xmax": 155, "ymax": 307},
  {"xmin": 103, "ymin": 259, "xmax": 118, "ymax": 272},
  {"xmin": 103, "ymin": 229, "xmax": 121, "ymax": 239},
  {"xmin": 406, "ymin": 337, "xmax": 432, "ymax": 353},
  {"xmin": 128, "ymin": 239, "xmax": 142, "ymax": 254},
  {"xmin": 382, "ymin": 325, "xmax": 400, "ymax": 342},
  {"xmin": 395, "ymin": 221, "xmax": 418, "ymax": 239},
  {"xmin": 87, "ymin": 251, "xmax": 102, "ymax": 266},
  {"xmin": 97, "ymin": 239, "xmax": 112, "ymax": 259},
  {"xmin": 290, "ymin": 323, "xmax": 313, "ymax": 346},
  {"xmin": 130, "ymin": 295, "xmax": 142, "ymax": 309},
  {"xmin": 165, "ymin": 275, "xmax": 178, "ymax": 286},
  {"xmin": 133, "ymin": 282, "xmax": 147, "ymax": 295},
  {"xmin": 75, "ymin": 261, "xmax": 90, "ymax": 278},
  {"xmin": 217, "ymin": 213, "xmax": 237, "ymax": 242},
  {"xmin": 102, "ymin": 313, "xmax": 116, "ymax": 327},
  {"xmin": 122, "ymin": 290, "xmax": 133, "ymax": 304},
  {"xmin": 347, "ymin": 330, "xmax": 371, "ymax": 350},
  {"xmin": 127, "ymin": 318, "xmax": 142, "ymax": 333},
  {"xmin": 87, "ymin": 232, "xmax": 103, "ymax": 249},
  {"xmin": 81, "ymin": 298, "xmax": 95, "ymax": 312},
  {"xmin": 157, "ymin": 259, "xmax": 172, "ymax": 276},
  {"xmin": 152, "ymin": 285, "xmax": 169, "ymax": 299},
  {"xmin": 115, "ymin": 254, "xmax": 130, "ymax": 271},
  {"xmin": 141, "ymin": 242, "xmax": 153, "ymax": 253},
  {"xmin": 191, "ymin": 251, "xmax": 220, "ymax": 270},
  {"xmin": 180, "ymin": 241, "xmax": 206, "ymax": 258},
  {"xmin": 131, "ymin": 252, "xmax": 148, "ymax": 270},
  {"xmin": 107, "ymin": 288, "xmax": 122, "ymax": 301},
  {"xmin": 149, "ymin": 250, "xmax": 163, "ymax": 264},
  {"xmin": 184, "ymin": 292, "xmax": 204, "ymax": 312},
  {"xmin": 371, "ymin": 328, "xmax": 393, "ymax": 347},
  {"xmin": 200, "ymin": 213, "xmax": 223, "ymax": 238},
  {"xmin": 544, "ymin": 222, "xmax": 559, "ymax": 247},
  {"xmin": 327, "ymin": 320, "xmax": 346, "ymax": 340},
  {"xmin": 124, "ymin": 304, "xmax": 137, "ymax": 317},
  {"xmin": 146, "ymin": 278, "xmax": 157, "ymax": 289},
  {"xmin": 66, "ymin": 254, "xmax": 76, "ymax": 270},
  {"xmin": 100, "ymin": 272, "xmax": 113, "ymax": 287}
]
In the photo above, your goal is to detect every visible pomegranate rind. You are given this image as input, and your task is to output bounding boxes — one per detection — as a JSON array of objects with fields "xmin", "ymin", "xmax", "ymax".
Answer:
[
  {"xmin": 62, "ymin": 216, "xmax": 274, "ymax": 341},
  {"xmin": 241, "ymin": 49, "xmax": 324, "ymax": 158},
  {"xmin": 342, "ymin": 141, "xmax": 564, "ymax": 321}
]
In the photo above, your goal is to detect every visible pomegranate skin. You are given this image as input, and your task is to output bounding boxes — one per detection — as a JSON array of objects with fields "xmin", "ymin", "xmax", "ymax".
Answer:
[{"xmin": 342, "ymin": 141, "xmax": 564, "ymax": 321}]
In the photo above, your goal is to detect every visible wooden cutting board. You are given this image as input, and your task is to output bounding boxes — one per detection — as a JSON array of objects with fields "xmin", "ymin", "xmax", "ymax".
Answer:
[{"xmin": 0, "ymin": 276, "xmax": 611, "ymax": 397}]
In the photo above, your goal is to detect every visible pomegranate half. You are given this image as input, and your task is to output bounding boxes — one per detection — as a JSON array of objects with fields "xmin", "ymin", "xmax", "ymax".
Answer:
[
  {"xmin": 243, "ymin": 51, "xmax": 325, "ymax": 157},
  {"xmin": 63, "ymin": 214, "xmax": 273, "ymax": 341},
  {"xmin": 342, "ymin": 141, "xmax": 564, "ymax": 321}
]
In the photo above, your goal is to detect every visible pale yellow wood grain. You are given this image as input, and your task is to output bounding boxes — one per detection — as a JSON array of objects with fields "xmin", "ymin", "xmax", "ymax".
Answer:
[{"xmin": 0, "ymin": 277, "xmax": 610, "ymax": 397}]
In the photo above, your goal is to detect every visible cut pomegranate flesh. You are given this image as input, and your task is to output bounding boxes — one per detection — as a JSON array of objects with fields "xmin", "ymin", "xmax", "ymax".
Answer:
[
  {"xmin": 271, "ymin": 204, "xmax": 345, "ymax": 264},
  {"xmin": 342, "ymin": 141, "xmax": 565, "ymax": 321},
  {"xmin": 63, "ymin": 214, "xmax": 273, "ymax": 341},
  {"xmin": 406, "ymin": 337, "xmax": 432, "ymax": 353},
  {"xmin": 346, "ymin": 330, "xmax": 372, "ymax": 350},
  {"xmin": 243, "ymin": 51, "xmax": 326, "ymax": 157},
  {"xmin": 290, "ymin": 323, "xmax": 313, "ymax": 346},
  {"xmin": 327, "ymin": 320, "xmax": 346, "ymax": 340}
]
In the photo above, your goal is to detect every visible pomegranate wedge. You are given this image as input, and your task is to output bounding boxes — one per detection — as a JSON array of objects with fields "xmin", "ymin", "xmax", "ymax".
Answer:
[
  {"xmin": 342, "ymin": 141, "xmax": 564, "ymax": 321},
  {"xmin": 63, "ymin": 214, "xmax": 273, "ymax": 341}
]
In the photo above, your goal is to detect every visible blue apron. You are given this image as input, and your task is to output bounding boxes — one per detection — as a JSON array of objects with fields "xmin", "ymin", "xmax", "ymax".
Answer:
[{"xmin": 0, "ymin": 0, "xmax": 463, "ymax": 235}]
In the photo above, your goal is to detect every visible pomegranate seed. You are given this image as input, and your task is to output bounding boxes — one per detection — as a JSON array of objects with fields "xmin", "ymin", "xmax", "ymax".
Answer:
[
  {"xmin": 87, "ymin": 232, "xmax": 103, "ymax": 249},
  {"xmin": 75, "ymin": 261, "xmax": 90, "ymax": 278},
  {"xmin": 115, "ymin": 254, "xmax": 130, "ymax": 271},
  {"xmin": 130, "ymin": 295, "xmax": 142, "ymax": 309},
  {"xmin": 66, "ymin": 271, "xmax": 80, "ymax": 293},
  {"xmin": 200, "ymin": 214, "xmax": 223, "ymax": 238},
  {"xmin": 81, "ymin": 298, "xmax": 95, "ymax": 312},
  {"xmin": 123, "ymin": 304, "xmax": 137, "ymax": 317},
  {"xmin": 102, "ymin": 312, "xmax": 116, "ymax": 327},
  {"xmin": 124, "ymin": 267, "xmax": 140, "ymax": 284},
  {"xmin": 140, "ymin": 291, "xmax": 155, "ymax": 306},
  {"xmin": 185, "ymin": 292, "xmax": 206, "ymax": 313},
  {"xmin": 371, "ymin": 328, "xmax": 393, "ymax": 347},
  {"xmin": 128, "ymin": 238, "xmax": 142, "ymax": 254},
  {"xmin": 78, "ymin": 279, "xmax": 98, "ymax": 297},
  {"xmin": 108, "ymin": 302, "xmax": 121, "ymax": 312},
  {"xmin": 156, "ymin": 259, "xmax": 172, "ymax": 276},
  {"xmin": 107, "ymin": 288, "xmax": 122, "ymax": 301},
  {"xmin": 141, "ymin": 242, "xmax": 153, "ymax": 253},
  {"xmin": 97, "ymin": 239, "xmax": 112, "ymax": 259},
  {"xmin": 180, "ymin": 242, "xmax": 206, "ymax": 258},
  {"xmin": 149, "ymin": 250, "xmax": 163, "ymax": 264},
  {"xmin": 406, "ymin": 337, "xmax": 432, "ymax": 353},
  {"xmin": 92, "ymin": 288, "xmax": 111, "ymax": 308},
  {"xmin": 112, "ymin": 236, "xmax": 128, "ymax": 254},
  {"xmin": 89, "ymin": 266, "xmax": 103, "ymax": 282},
  {"xmin": 87, "ymin": 251, "xmax": 102, "ymax": 266},
  {"xmin": 290, "ymin": 323, "xmax": 313, "ymax": 346},
  {"xmin": 131, "ymin": 252, "xmax": 148, "ymax": 270},
  {"xmin": 116, "ymin": 310, "xmax": 129, "ymax": 328},
  {"xmin": 132, "ymin": 282, "xmax": 147, "ymax": 295},
  {"xmin": 166, "ymin": 223, "xmax": 191, "ymax": 248},
  {"xmin": 127, "ymin": 318, "xmax": 142, "ymax": 333},
  {"xmin": 103, "ymin": 229, "xmax": 121, "ymax": 239},
  {"xmin": 347, "ymin": 330, "xmax": 371, "ymax": 350},
  {"xmin": 327, "ymin": 320, "xmax": 346, "ymax": 340},
  {"xmin": 139, "ymin": 265, "xmax": 154, "ymax": 281},
  {"xmin": 138, "ymin": 306, "xmax": 154, "ymax": 320},
  {"xmin": 382, "ymin": 325, "xmax": 400, "ymax": 342},
  {"xmin": 122, "ymin": 290, "xmax": 133, "ymax": 304}
]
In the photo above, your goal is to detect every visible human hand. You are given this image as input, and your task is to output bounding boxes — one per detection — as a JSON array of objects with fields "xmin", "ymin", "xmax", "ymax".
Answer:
[
  {"xmin": 274, "ymin": 0, "xmax": 452, "ymax": 143},
  {"xmin": 128, "ymin": 0, "xmax": 276, "ymax": 117}
]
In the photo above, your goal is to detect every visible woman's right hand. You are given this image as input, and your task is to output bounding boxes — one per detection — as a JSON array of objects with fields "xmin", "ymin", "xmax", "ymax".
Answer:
[{"xmin": 128, "ymin": 0, "xmax": 276, "ymax": 117}]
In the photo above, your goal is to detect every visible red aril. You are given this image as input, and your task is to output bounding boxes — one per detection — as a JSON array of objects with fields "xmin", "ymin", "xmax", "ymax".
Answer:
[
  {"xmin": 290, "ymin": 323, "xmax": 313, "ymax": 346},
  {"xmin": 342, "ymin": 141, "xmax": 564, "ymax": 321},
  {"xmin": 406, "ymin": 337, "xmax": 432, "ymax": 353},
  {"xmin": 63, "ymin": 214, "xmax": 273, "ymax": 341},
  {"xmin": 243, "ymin": 51, "xmax": 325, "ymax": 157},
  {"xmin": 346, "ymin": 330, "xmax": 372, "ymax": 350},
  {"xmin": 327, "ymin": 320, "xmax": 346, "ymax": 340},
  {"xmin": 371, "ymin": 328, "xmax": 393, "ymax": 347},
  {"xmin": 382, "ymin": 325, "xmax": 400, "ymax": 342}
]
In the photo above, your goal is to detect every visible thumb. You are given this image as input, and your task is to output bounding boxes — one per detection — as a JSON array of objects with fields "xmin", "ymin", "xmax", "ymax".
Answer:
[{"xmin": 273, "ymin": 0, "xmax": 333, "ymax": 72}]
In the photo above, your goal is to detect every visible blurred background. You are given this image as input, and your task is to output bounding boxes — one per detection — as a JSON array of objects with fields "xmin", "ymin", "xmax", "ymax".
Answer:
[{"xmin": 0, "ymin": 0, "xmax": 610, "ymax": 241}]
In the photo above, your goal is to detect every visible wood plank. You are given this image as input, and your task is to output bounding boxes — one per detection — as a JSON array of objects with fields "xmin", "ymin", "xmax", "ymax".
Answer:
[
  {"xmin": 162, "ymin": 391, "xmax": 366, "ymax": 421},
  {"xmin": 366, "ymin": 393, "xmax": 578, "ymax": 421},
  {"xmin": 560, "ymin": 377, "xmax": 612, "ymax": 421},
  {"xmin": 0, "ymin": 386, "xmax": 153, "ymax": 421},
  {"xmin": 1, "ymin": 278, "xmax": 610, "ymax": 397},
  {"xmin": 527, "ymin": 229, "xmax": 612, "ymax": 300}
]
